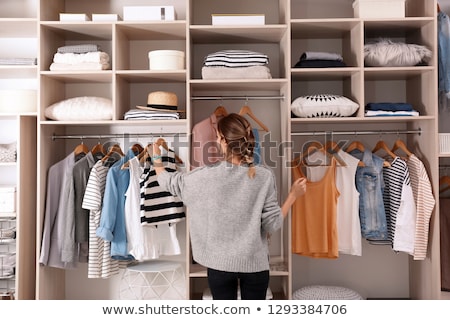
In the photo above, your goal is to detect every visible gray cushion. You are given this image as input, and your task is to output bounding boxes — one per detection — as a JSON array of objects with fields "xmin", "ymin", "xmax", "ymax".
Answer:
[{"xmin": 293, "ymin": 285, "xmax": 363, "ymax": 300}]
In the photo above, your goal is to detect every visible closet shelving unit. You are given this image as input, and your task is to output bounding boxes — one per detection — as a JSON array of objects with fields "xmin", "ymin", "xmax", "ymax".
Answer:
[
  {"xmin": 34, "ymin": 0, "xmax": 443, "ymax": 300},
  {"xmin": 289, "ymin": 0, "xmax": 440, "ymax": 300},
  {"xmin": 0, "ymin": 0, "xmax": 38, "ymax": 300}
]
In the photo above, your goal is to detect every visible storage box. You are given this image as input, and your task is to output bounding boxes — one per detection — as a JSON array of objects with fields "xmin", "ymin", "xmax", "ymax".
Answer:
[
  {"xmin": 212, "ymin": 14, "xmax": 265, "ymax": 25},
  {"xmin": 92, "ymin": 14, "xmax": 120, "ymax": 21},
  {"xmin": 123, "ymin": 6, "xmax": 175, "ymax": 21},
  {"xmin": 0, "ymin": 186, "xmax": 16, "ymax": 213},
  {"xmin": 59, "ymin": 13, "xmax": 90, "ymax": 21},
  {"xmin": 353, "ymin": 0, "xmax": 405, "ymax": 19},
  {"xmin": 148, "ymin": 50, "xmax": 185, "ymax": 70},
  {"xmin": 0, "ymin": 90, "xmax": 37, "ymax": 113}
]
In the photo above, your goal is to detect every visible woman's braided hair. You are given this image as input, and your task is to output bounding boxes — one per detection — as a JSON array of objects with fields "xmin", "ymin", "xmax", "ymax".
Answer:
[{"xmin": 217, "ymin": 113, "xmax": 256, "ymax": 178}]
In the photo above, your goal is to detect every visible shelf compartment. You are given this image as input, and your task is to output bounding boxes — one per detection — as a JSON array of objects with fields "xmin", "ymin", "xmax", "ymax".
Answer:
[
  {"xmin": 0, "ymin": 19, "xmax": 37, "ymax": 37},
  {"xmin": 291, "ymin": 19, "xmax": 362, "ymax": 68},
  {"xmin": 190, "ymin": 25, "xmax": 287, "ymax": 44},
  {"xmin": 115, "ymin": 22, "xmax": 186, "ymax": 71},
  {"xmin": 0, "ymin": 0, "xmax": 37, "ymax": 19}
]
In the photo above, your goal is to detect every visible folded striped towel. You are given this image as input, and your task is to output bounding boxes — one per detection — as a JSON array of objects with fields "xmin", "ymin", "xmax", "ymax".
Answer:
[{"xmin": 204, "ymin": 50, "xmax": 269, "ymax": 67}]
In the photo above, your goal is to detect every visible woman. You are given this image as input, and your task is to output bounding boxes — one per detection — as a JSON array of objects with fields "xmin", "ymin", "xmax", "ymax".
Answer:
[{"xmin": 152, "ymin": 113, "xmax": 306, "ymax": 300}]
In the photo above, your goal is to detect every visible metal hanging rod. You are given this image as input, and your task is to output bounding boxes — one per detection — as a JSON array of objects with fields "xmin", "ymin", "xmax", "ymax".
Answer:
[
  {"xmin": 291, "ymin": 128, "xmax": 422, "ymax": 136},
  {"xmin": 191, "ymin": 95, "xmax": 285, "ymax": 101},
  {"xmin": 52, "ymin": 132, "xmax": 187, "ymax": 140}
]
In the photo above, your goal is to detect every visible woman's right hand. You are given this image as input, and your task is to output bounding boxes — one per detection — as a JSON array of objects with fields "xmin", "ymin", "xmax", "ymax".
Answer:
[{"xmin": 290, "ymin": 177, "xmax": 307, "ymax": 198}]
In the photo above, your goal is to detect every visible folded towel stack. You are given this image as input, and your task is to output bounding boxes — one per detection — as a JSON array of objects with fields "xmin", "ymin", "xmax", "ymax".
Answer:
[
  {"xmin": 124, "ymin": 109, "xmax": 180, "ymax": 121},
  {"xmin": 202, "ymin": 50, "xmax": 272, "ymax": 79},
  {"xmin": 365, "ymin": 102, "xmax": 419, "ymax": 117},
  {"xmin": 49, "ymin": 44, "xmax": 110, "ymax": 71}
]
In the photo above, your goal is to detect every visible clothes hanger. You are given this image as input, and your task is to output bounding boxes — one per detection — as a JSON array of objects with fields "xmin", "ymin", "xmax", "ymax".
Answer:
[
  {"xmin": 213, "ymin": 105, "xmax": 228, "ymax": 118},
  {"xmin": 439, "ymin": 176, "xmax": 450, "ymax": 194},
  {"xmin": 344, "ymin": 140, "xmax": 365, "ymax": 167},
  {"xmin": 155, "ymin": 137, "xmax": 183, "ymax": 164},
  {"xmin": 74, "ymin": 139, "xmax": 89, "ymax": 156},
  {"xmin": 239, "ymin": 103, "xmax": 269, "ymax": 132},
  {"xmin": 324, "ymin": 140, "xmax": 347, "ymax": 166},
  {"xmin": 91, "ymin": 139, "xmax": 106, "ymax": 158},
  {"xmin": 131, "ymin": 143, "xmax": 144, "ymax": 156},
  {"xmin": 372, "ymin": 139, "xmax": 396, "ymax": 167},
  {"xmin": 101, "ymin": 143, "xmax": 124, "ymax": 163},
  {"xmin": 391, "ymin": 138, "xmax": 413, "ymax": 158}
]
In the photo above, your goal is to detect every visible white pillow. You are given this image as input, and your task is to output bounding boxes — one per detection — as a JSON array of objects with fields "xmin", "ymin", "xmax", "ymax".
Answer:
[
  {"xmin": 364, "ymin": 39, "xmax": 432, "ymax": 67},
  {"xmin": 291, "ymin": 94, "xmax": 359, "ymax": 118},
  {"xmin": 45, "ymin": 96, "xmax": 113, "ymax": 121}
]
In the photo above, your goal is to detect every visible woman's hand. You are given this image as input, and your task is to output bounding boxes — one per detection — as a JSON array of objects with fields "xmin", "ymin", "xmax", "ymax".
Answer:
[{"xmin": 290, "ymin": 177, "xmax": 307, "ymax": 198}]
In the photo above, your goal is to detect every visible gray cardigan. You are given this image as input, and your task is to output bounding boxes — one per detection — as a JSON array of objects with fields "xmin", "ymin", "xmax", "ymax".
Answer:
[{"xmin": 157, "ymin": 161, "xmax": 283, "ymax": 273}]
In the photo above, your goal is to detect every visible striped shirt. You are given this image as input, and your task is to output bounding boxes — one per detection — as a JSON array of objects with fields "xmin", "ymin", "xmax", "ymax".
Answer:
[
  {"xmin": 382, "ymin": 157, "xmax": 413, "ymax": 248},
  {"xmin": 140, "ymin": 148, "xmax": 185, "ymax": 226},
  {"xmin": 82, "ymin": 160, "xmax": 120, "ymax": 278},
  {"xmin": 406, "ymin": 154, "xmax": 435, "ymax": 260}
]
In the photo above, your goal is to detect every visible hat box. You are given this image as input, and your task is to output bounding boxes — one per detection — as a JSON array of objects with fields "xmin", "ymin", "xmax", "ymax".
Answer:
[{"xmin": 148, "ymin": 50, "xmax": 185, "ymax": 70}]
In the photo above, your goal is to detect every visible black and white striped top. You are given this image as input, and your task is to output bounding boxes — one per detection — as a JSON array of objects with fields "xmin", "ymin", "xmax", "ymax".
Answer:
[
  {"xmin": 382, "ymin": 157, "xmax": 411, "ymax": 246},
  {"xmin": 140, "ymin": 148, "xmax": 185, "ymax": 226},
  {"xmin": 204, "ymin": 50, "xmax": 269, "ymax": 68}
]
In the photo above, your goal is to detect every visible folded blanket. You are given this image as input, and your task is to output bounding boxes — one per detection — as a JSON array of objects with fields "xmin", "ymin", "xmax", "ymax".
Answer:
[
  {"xmin": 53, "ymin": 52, "xmax": 110, "ymax": 64},
  {"xmin": 294, "ymin": 60, "xmax": 346, "ymax": 68},
  {"xmin": 57, "ymin": 44, "xmax": 101, "ymax": 54},
  {"xmin": 365, "ymin": 102, "xmax": 413, "ymax": 112},
  {"xmin": 0, "ymin": 57, "xmax": 37, "ymax": 65},
  {"xmin": 204, "ymin": 50, "xmax": 269, "ymax": 67},
  {"xmin": 300, "ymin": 51, "xmax": 343, "ymax": 61},
  {"xmin": 49, "ymin": 62, "xmax": 110, "ymax": 71},
  {"xmin": 365, "ymin": 110, "xmax": 419, "ymax": 117},
  {"xmin": 202, "ymin": 65, "xmax": 272, "ymax": 79}
]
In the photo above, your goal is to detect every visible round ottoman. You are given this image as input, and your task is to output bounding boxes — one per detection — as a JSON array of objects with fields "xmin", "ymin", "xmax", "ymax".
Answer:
[{"xmin": 293, "ymin": 285, "xmax": 363, "ymax": 300}]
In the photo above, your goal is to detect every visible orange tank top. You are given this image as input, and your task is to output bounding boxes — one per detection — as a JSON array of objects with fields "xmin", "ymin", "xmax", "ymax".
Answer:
[{"xmin": 291, "ymin": 158, "xmax": 340, "ymax": 258}]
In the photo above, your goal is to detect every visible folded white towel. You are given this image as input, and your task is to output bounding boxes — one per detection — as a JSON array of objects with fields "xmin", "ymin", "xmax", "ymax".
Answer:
[
  {"xmin": 201, "ymin": 65, "xmax": 272, "ymax": 79},
  {"xmin": 49, "ymin": 62, "xmax": 110, "ymax": 71},
  {"xmin": 53, "ymin": 52, "xmax": 110, "ymax": 65}
]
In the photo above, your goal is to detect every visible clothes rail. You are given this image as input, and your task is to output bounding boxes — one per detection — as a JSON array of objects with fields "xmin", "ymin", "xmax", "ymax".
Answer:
[
  {"xmin": 291, "ymin": 128, "xmax": 421, "ymax": 136},
  {"xmin": 191, "ymin": 95, "xmax": 285, "ymax": 101},
  {"xmin": 52, "ymin": 132, "xmax": 186, "ymax": 140}
]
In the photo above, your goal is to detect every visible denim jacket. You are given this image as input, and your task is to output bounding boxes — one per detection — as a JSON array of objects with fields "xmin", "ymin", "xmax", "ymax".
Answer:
[{"xmin": 349, "ymin": 149, "xmax": 388, "ymax": 241}]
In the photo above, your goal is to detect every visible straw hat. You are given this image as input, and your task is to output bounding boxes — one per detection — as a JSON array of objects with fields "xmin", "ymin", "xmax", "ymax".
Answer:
[{"xmin": 137, "ymin": 91, "xmax": 184, "ymax": 112}]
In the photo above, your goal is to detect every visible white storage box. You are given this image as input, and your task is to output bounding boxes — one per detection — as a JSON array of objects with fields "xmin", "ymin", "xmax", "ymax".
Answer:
[
  {"xmin": 0, "ymin": 186, "xmax": 16, "ymax": 213},
  {"xmin": 0, "ymin": 90, "xmax": 37, "ymax": 113},
  {"xmin": 148, "ymin": 50, "xmax": 185, "ymax": 70},
  {"xmin": 440, "ymin": 133, "xmax": 450, "ymax": 154},
  {"xmin": 59, "ymin": 13, "xmax": 90, "ymax": 21},
  {"xmin": 92, "ymin": 14, "xmax": 120, "ymax": 21},
  {"xmin": 123, "ymin": 6, "xmax": 175, "ymax": 21},
  {"xmin": 212, "ymin": 14, "xmax": 265, "ymax": 25},
  {"xmin": 353, "ymin": 0, "xmax": 405, "ymax": 19}
]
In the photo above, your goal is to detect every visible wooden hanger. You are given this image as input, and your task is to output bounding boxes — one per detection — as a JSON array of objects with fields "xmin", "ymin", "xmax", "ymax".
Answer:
[
  {"xmin": 440, "ymin": 176, "xmax": 450, "ymax": 194},
  {"xmin": 345, "ymin": 140, "xmax": 365, "ymax": 153},
  {"xmin": 91, "ymin": 141, "xmax": 106, "ymax": 157},
  {"xmin": 239, "ymin": 105, "xmax": 269, "ymax": 132},
  {"xmin": 345, "ymin": 140, "xmax": 365, "ymax": 166},
  {"xmin": 101, "ymin": 144, "xmax": 124, "ymax": 162},
  {"xmin": 74, "ymin": 141, "xmax": 89, "ymax": 156},
  {"xmin": 391, "ymin": 139, "xmax": 413, "ymax": 158},
  {"xmin": 372, "ymin": 139, "xmax": 396, "ymax": 167},
  {"xmin": 438, "ymin": 3, "xmax": 441, "ymax": 13},
  {"xmin": 214, "ymin": 105, "xmax": 228, "ymax": 118},
  {"xmin": 131, "ymin": 143, "xmax": 144, "ymax": 156},
  {"xmin": 324, "ymin": 140, "xmax": 347, "ymax": 166},
  {"xmin": 155, "ymin": 137, "xmax": 183, "ymax": 164},
  {"xmin": 292, "ymin": 141, "xmax": 323, "ymax": 167}
]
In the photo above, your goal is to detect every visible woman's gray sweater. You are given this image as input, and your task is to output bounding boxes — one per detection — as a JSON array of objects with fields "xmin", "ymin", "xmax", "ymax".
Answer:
[{"xmin": 157, "ymin": 161, "xmax": 283, "ymax": 273}]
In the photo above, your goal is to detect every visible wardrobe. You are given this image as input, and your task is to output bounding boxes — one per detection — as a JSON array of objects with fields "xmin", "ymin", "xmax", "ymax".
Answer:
[{"xmin": 0, "ymin": 0, "xmax": 444, "ymax": 300}]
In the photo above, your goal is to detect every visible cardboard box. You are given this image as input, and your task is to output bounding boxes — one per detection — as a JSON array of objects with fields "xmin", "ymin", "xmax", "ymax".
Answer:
[
  {"xmin": 123, "ymin": 6, "xmax": 176, "ymax": 21},
  {"xmin": 353, "ymin": 0, "xmax": 405, "ymax": 19},
  {"xmin": 212, "ymin": 14, "xmax": 265, "ymax": 25}
]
